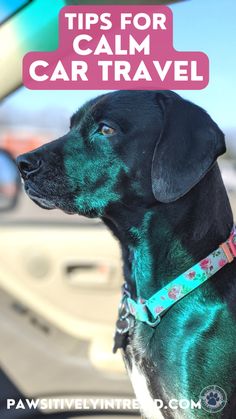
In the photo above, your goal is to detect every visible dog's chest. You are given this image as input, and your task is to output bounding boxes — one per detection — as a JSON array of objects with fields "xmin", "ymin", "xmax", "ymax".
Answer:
[{"xmin": 124, "ymin": 355, "xmax": 164, "ymax": 419}]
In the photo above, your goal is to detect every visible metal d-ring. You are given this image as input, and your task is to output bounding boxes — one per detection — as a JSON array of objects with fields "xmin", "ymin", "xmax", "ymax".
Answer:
[
  {"xmin": 116, "ymin": 317, "xmax": 132, "ymax": 335},
  {"xmin": 118, "ymin": 298, "xmax": 130, "ymax": 320},
  {"xmin": 145, "ymin": 315, "xmax": 161, "ymax": 327}
]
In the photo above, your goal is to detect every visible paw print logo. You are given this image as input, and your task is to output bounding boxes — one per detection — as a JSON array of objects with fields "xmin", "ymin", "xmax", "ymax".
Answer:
[
  {"xmin": 199, "ymin": 385, "xmax": 227, "ymax": 413},
  {"xmin": 207, "ymin": 392, "xmax": 220, "ymax": 406}
]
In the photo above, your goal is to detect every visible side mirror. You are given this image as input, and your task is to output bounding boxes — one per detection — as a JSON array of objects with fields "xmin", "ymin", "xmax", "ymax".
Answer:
[{"xmin": 0, "ymin": 149, "xmax": 21, "ymax": 211}]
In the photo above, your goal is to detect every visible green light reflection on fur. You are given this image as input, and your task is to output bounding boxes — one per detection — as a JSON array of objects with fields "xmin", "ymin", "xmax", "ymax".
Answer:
[
  {"xmin": 64, "ymin": 127, "xmax": 128, "ymax": 216},
  {"xmin": 128, "ymin": 210, "xmax": 192, "ymax": 299},
  {"xmin": 160, "ymin": 297, "xmax": 236, "ymax": 417},
  {"xmin": 129, "ymin": 211, "xmax": 153, "ymax": 297}
]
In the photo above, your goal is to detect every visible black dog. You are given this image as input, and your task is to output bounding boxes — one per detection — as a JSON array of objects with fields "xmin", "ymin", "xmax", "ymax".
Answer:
[{"xmin": 17, "ymin": 91, "xmax": 236, "ymax": 418}]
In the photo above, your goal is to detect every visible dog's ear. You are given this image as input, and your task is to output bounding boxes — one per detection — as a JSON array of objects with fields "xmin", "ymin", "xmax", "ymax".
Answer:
[{"xmin": 151, "ymin": 95, "xmax": 226, "ymax": 203}]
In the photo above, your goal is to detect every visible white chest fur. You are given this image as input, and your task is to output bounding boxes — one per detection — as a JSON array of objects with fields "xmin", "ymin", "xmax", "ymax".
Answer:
[{"xmin": 128, "ymin": 361, "xmax": 164, "ymax": 419}]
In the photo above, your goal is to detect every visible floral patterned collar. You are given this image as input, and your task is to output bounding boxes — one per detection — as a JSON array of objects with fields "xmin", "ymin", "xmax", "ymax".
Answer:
[{"xmin": 120, "ymin": 225, "xmax": 236, "ymax": 331}]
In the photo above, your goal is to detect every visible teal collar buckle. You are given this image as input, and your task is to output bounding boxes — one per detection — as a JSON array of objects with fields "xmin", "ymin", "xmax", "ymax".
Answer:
[{"xmin": 124, "ymin": 225, "xmax": 236, "ymax": 328}]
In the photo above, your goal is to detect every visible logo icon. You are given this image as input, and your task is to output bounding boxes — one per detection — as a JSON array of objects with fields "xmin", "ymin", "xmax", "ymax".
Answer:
[{"xmin": 199, "ymin": 385, "xmax": 227, "ymax": 413}]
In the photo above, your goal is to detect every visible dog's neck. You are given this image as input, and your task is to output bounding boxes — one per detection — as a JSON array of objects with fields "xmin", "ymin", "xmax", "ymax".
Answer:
[{"xmin": 104, "ymin": 164, "xmax": 233, "ymax": 299}]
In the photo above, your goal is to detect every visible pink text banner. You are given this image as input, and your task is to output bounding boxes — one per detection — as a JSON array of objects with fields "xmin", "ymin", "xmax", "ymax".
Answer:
[{"xmin": 23, "ymin": 5, "xmax": 209, "ymax": 90}]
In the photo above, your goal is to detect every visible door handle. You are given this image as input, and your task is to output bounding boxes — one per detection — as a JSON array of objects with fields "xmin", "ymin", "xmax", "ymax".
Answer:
[{"xmin": 64, "ymin": 260, "xmax": 114, "ymax": 287}]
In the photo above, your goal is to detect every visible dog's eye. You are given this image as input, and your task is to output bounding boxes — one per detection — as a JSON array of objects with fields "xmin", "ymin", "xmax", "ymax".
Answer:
[{"xmin": 99, "ymin": 124, "xmax": 115, "ymax": 136}]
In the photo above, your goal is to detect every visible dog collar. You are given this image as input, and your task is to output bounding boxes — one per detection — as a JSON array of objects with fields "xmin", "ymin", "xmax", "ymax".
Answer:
[{"xmin": 120, "ymin": 226, "xmax": 236, "ymax": 330}]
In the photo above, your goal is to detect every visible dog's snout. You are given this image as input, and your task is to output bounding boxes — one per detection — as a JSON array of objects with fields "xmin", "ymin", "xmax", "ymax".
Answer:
[{"xmin": 16, "ymin": 154, "xmax": 42, "ymax": 178}]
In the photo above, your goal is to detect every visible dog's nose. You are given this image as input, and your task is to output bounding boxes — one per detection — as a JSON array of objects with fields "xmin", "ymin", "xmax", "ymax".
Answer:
[{"xmin": 16, "ymin": 154, "xmax": 42, "ymax": 178}]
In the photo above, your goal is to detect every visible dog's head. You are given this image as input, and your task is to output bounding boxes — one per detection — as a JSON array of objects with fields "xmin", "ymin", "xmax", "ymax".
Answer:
[{"xmin": 17, "ymin": 90, "xmax": 225, "ymax": 217}]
